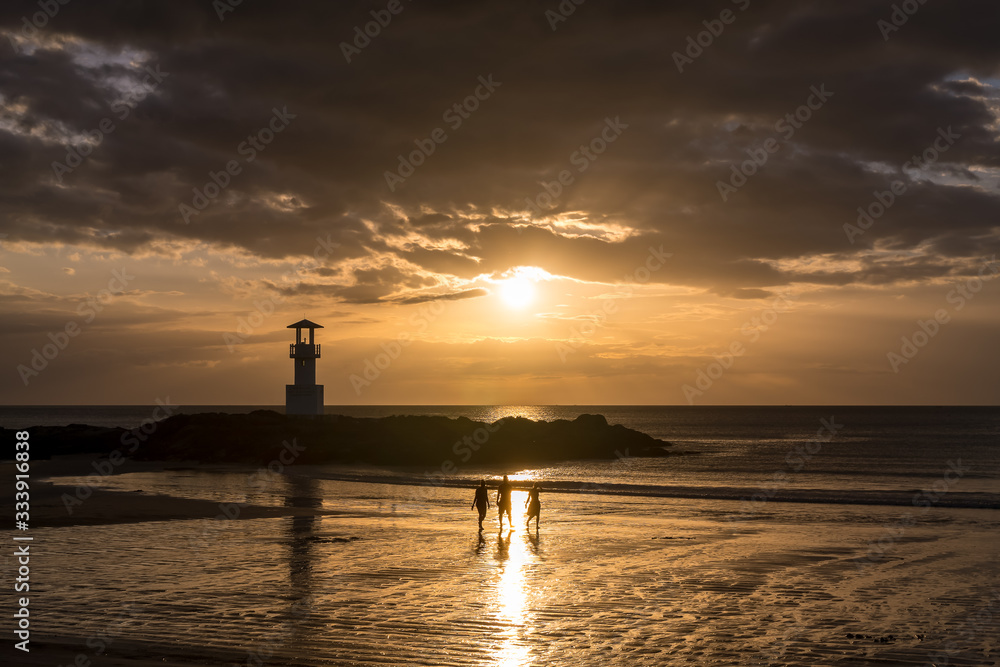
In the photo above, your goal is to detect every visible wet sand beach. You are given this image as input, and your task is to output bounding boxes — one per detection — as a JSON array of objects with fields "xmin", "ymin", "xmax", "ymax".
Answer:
[
  {"xmin": 6, "ymin": 464, "xmax": 999, "ymax": 666},
  {"xmin": 1, "ymin": 460, "xmax": 342, "ymax": 528}
]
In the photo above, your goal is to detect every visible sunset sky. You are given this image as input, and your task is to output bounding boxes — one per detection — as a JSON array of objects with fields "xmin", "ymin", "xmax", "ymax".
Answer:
[{"xmin": 1, "ymin": 0, "xmax": 999, "ymax": 405}]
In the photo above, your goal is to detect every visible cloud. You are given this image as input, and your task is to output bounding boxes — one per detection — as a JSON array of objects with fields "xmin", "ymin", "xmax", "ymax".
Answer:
[
  {"xmin": 395, "ymin": 287, "xmax": 488, "ymax": 305},
  {"xmin": 0, "ymin": 0, "xmax": 995, "ymax": 303},
  {"xmin": 712, "ymin": 287, "xmax": 775, "ymax": 300},
  {"xmin": 1, "ymin": 1, "xmax": 1000, "ymax": 404}
]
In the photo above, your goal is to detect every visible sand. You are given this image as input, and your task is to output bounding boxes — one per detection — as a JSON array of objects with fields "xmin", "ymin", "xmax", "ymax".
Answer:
[
  {"xmin": 4, "ymin": 462, "xmax": 999, "ymax": 666},
  {"xmin": 1, "ymin": 459, "xmax": 342, "ymax": 529}
]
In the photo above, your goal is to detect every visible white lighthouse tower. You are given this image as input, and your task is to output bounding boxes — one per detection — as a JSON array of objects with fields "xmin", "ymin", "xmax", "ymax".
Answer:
[{"xmin": 285, "ymin": 319, "xmax": 324, "ymax": 416}]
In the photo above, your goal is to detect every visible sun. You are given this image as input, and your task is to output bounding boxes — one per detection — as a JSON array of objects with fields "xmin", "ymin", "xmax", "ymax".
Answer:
[{"xmin": 499, "ymin": 277, "xmax": 536, "ymax": 309}]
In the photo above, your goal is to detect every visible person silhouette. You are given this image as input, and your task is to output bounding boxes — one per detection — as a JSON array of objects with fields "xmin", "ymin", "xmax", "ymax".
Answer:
[
  {"xmin": 471, "ymin": 479, "xmax": 491, "ymax": 531},
  {"xmin": 525, "ymin": 483, "xmax": 541, "ymax": 530},
  {"xmin": 496, "ymin": 475, "xmax": 513, "ymax": 530}
]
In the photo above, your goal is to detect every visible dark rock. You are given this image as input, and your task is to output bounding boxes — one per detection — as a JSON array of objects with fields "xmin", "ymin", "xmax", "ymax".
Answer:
[{"xmin": 1, "ymin": 411, "xmax": 685, "ymax": 467}]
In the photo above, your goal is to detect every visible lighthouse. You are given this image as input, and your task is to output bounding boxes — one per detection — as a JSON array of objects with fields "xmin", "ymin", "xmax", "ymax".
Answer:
[{"xmin": 285, "ymin": 319, "xmax": 324, "ymax": 416}]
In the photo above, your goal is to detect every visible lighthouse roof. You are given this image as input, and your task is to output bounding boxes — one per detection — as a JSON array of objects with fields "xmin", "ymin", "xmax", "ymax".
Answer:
[{"xmin": 287, "ymin": 319, "xmax": 324, "ymax": 329}]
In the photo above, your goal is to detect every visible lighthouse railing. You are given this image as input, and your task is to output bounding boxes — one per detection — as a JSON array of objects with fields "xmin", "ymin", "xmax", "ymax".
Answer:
[{"xmin": 289, "ymin": 343, "xmax": 321, "ymax": 358}]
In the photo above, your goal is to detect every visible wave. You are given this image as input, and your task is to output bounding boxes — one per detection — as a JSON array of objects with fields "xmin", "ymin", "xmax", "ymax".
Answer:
[{"xmin": 303, "ymin": 470, "xmax": 1000, "ymax": 510}]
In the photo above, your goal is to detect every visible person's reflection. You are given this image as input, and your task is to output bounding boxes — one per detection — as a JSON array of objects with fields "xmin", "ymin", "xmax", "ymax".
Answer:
[
  {"xmin": 475, "ymin": 531, "xmax": 488, "ymax": 556},
  {"xmin": 496, "ymin": 528, "xmax": 512, "ymax": 561},
  {"xmin": 526, "ymin": 530, "xmax": 540, "ymax": 557}
]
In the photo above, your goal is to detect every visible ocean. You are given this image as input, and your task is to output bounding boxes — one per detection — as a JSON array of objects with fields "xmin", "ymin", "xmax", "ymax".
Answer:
[
  {"xmin": 9, "ymin": 405, "xmax": 1000, "ymax": 665},
  {"xmin": 5, "ymin": 405, "xmax": 999, "ymax": 506}
]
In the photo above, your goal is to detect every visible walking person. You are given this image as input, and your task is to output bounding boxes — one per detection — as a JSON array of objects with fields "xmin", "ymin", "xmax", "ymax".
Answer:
[
  {"xmin": 525, "ymin": 483, "xmax": 541, "ymax": 530},
  {"xmin": 471, "ymin": 479, "xmax": 491, "ymax": 531},
  {"xmin": 496, "ymin": 475, "xmax": 513, "ymax": 530}
]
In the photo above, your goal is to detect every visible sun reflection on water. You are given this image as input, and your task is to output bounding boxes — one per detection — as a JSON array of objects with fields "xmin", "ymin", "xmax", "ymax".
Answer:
[
  {"xmin": 494, "ymin": 490, "xmax": 533, "ymax": 666},
  {"xmin": 504, "ymin": 470, "xmax": 540, "ymax": 483},
  {"xmin": 480, "ymin": 405, "xmax": 558, "ymax": 423}
]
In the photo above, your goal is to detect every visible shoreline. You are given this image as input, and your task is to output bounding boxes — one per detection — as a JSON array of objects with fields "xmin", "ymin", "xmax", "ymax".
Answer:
[
  {"xmin": 1, "ymin": 458, "xmax": 345, "ymax": 529},
  {"xmin": 5, "ymin": 455, "xmax": 998, "ymax": 532}
]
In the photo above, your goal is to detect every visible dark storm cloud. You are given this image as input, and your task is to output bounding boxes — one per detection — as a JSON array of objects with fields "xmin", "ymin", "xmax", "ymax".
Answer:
[{"xmin": 1, "ymin": 0, "xmax": 999, "ymax": 297}]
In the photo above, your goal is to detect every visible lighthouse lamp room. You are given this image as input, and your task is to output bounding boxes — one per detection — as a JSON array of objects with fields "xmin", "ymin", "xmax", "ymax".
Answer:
[{"xmin": 286, "ymin": 319, "xmax": 324, "ymax": 416}]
